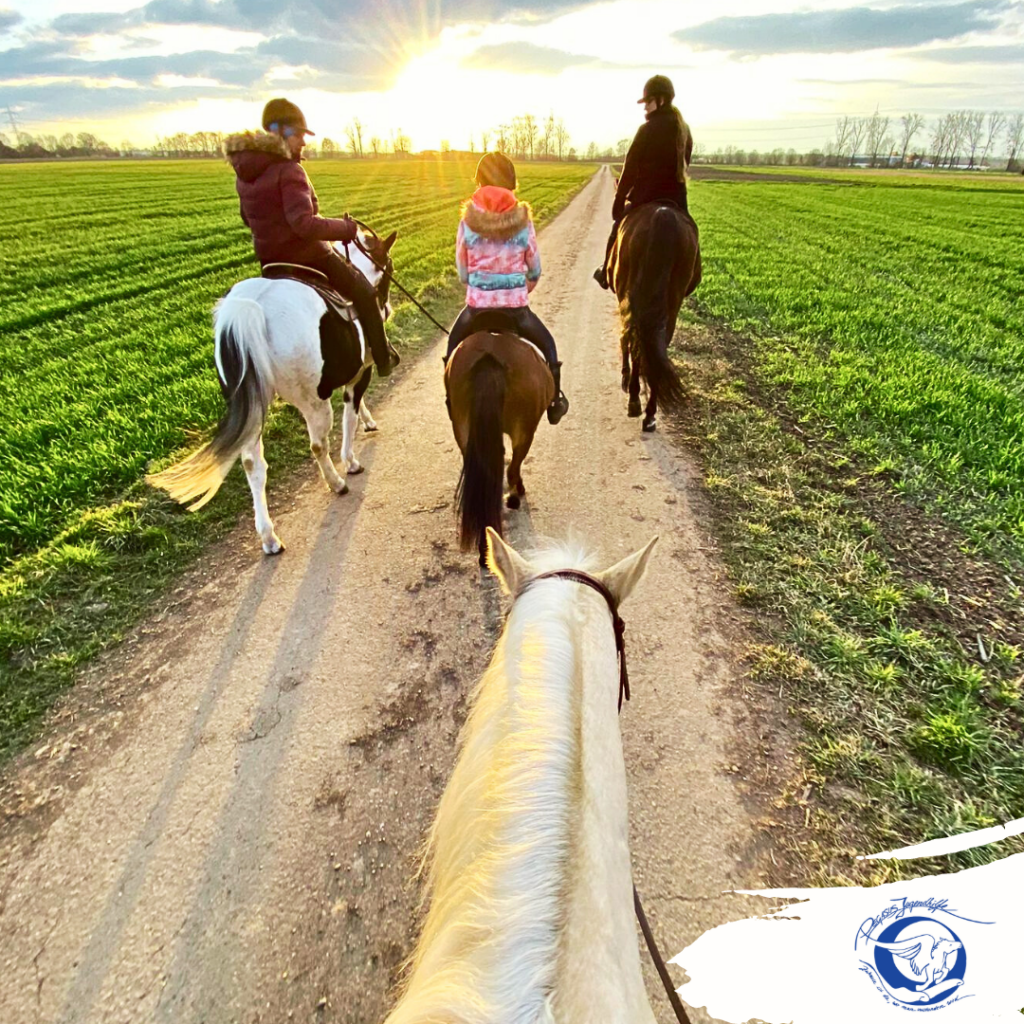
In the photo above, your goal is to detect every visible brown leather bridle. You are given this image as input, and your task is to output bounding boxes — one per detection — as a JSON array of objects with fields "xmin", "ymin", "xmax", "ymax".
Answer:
[{"xmin": 513, "ymin": 569, "xmax": 691, "ymax": 1024}]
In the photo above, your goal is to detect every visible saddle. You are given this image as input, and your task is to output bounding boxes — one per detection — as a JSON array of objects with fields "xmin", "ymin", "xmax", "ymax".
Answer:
[
  {"xmin": 261, "ymin": 263, "xmax": 365, "ymax": 400},
  {"xmin": 262, "ymin": 263, "xmax": 356, "ymax": 322}
]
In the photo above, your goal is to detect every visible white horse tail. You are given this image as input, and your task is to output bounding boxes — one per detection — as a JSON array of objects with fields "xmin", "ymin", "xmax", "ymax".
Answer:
[{"xmin": 147, "ymin": 296, "xmax": 273, "ymax": 510}]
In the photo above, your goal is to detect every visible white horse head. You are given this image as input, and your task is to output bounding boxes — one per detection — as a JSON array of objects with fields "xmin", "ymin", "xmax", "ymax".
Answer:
[
  {"xmin": 383, "ymin": 528, "xmax": 660, "ymax": 1024},
  {"xmin": 338, "ymin": 227, "xmax": 397, "ymax": 320}
]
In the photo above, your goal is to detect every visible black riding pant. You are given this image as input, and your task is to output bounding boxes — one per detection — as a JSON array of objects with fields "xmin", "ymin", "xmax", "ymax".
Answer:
[
  {"xmin": 445, "ymin": 305, "xmax": 558, "ymax": 368},
  {"xmin": 306, "ymin": 250, "xmax": 390, "ymax": 368}
]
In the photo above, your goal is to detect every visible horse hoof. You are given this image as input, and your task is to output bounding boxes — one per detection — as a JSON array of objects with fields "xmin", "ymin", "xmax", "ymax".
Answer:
[
  {"xmin": 334, "ymin": 481, "xmax": 350, "ymax": 495},
  {"xmin": 627, "ymin": 399, "xmax": 642, "ymax": 417},
  {"xmin": 506, "ymin": 493, "xmax": 521, "ymax": 510},
  {"xmin": 642, "ymin": 416, "xmax": 657, "ymax": 433},
  {"xmin": 347, "ymin": 461, "xmax": 364, "ymax": 475},
  {"xmin": 516, "ymin": 480, "xmax": 526, "ymax": 496},
  {"xmin": 262, "ymin": 536, "xmax": 285, "ymax": 555},
  {"xmin": 362, "ymin": 423, "xmax": 378, "ymax": 433}
]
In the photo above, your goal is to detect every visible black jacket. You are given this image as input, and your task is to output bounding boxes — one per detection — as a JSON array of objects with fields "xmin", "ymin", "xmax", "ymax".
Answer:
[{"xmin": 612, "ymin": 105, "xmax": 692, "ymax": 220}]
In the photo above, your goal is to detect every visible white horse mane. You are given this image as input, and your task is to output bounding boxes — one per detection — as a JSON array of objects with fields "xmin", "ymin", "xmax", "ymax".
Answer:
[{"xmin": 385, "ymin": 541, "xmax": 599, "ymax": 1024}]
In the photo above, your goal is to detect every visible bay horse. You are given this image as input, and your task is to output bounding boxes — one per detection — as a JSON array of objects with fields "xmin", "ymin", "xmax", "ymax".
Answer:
[
  {"xmin": 608, "ymin": 203, "xmax": 701, "ymax": 432},
  {"xmin": 445, "ymin": 329, "xmax": 553, "ymax": 565},
  {"xmin": 382, "ymin": 527, "xmax": 661, "ymax": 1024},
  {"xmin": 147, "ymin": 227, "xmax": 396, "ymax": 554}
]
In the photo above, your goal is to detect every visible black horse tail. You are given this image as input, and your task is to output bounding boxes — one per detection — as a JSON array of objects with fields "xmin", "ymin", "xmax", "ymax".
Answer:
[
  {"xmin": 630, "ymin": 208, "xmax": 686, "ymax": 411},
  {"xmin": 456, "ymin": 354, "xmax": 506, "ymax": 555},
  {"xmin": 146, "ymin": 296, "xmax": 272, "ymax": 509}
]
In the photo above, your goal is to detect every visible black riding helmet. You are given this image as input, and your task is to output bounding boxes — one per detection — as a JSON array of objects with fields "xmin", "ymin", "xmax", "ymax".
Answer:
[
  {"xmin": 261, "ymin": 97, "xmax": 315, "ymax": 136},
  {"xmin": 637, "ymin": 75, "xmax": 674, "ymax": 104},
  {"xmin": 474, "ymin": 151, "xmax": 517, "ymax": 190}
]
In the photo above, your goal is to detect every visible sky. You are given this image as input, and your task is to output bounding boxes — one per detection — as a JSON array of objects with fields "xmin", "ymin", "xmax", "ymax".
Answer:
[{"xmin": 1, "ymin": 0, "xmax": 1023, "ymax": 153}]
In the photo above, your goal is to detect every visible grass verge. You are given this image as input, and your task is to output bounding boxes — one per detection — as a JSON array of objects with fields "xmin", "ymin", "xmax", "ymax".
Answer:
[{"xmin": 670, "ymin": 311, "xmax": 1024, "ymax": 883}]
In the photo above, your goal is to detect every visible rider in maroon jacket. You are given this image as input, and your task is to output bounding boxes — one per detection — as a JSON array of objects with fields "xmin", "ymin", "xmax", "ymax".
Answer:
[{"xmin": 225, "ymin": 98, "xmax": 398, "ymax": 376}]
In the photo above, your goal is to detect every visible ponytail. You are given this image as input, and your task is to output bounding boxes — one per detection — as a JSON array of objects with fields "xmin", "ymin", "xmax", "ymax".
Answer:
[{"xmin": 671, "ymin": 105, "xmax": 691, "ymax": 182}]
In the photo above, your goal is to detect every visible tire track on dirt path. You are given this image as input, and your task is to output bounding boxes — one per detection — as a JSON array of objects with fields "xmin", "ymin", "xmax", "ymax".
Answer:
[{"xmin": 0, "ymin": 167, "xmax": 774, "ymax": 1024}]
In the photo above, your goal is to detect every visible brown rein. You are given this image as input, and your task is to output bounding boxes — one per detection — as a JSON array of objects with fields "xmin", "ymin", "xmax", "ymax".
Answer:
[{"xmin": 513, "ymin": 569, "xmax": 691, "ymax": 1024}]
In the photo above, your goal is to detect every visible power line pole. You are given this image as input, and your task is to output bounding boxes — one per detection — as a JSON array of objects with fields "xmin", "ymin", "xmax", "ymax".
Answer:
[{"xmin": 6, "ymin": 106, "xmax": 21, "ymax": 145}]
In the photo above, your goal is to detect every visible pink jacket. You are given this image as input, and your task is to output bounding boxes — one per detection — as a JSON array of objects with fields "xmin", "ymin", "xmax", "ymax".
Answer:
[{"xmin": 455, "ymin": 186, "xmax": 540, "ymax": 308}]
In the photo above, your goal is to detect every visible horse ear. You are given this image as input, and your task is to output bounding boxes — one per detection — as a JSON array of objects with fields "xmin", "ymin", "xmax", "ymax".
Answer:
[
  {"xmin": 383, "ymin": 230, "xmax": 397, "ymax": 252},
  {"xmin": 485, "ymin": 527, "xmax": 531, "ymax": 595},
  {"xmin": 596, "ymin": 536, "xmax": 658, "ymax": 606}
]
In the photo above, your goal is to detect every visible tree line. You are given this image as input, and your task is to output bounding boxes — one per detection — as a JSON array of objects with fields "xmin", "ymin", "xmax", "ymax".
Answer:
[{"xmin": 701, "ymin": 110, "xmax": 1024, "ymax": 172}]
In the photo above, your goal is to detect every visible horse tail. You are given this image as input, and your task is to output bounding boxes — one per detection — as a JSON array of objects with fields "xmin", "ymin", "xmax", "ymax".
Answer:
[
  {"xmin": 146, "ymin": 296, "xmax": 273, "ymax": 510},
  {"xmin": 629, "ymin": 208, "xmax": 687, "ymax": 411},
  {"xmin": 456, "ymin": 354, "xmax": 506, "ymax": 553}
]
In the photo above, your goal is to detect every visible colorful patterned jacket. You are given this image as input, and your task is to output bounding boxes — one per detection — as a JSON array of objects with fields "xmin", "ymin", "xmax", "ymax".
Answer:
[{"xmin": 456, "ymin": 186, "xmax": 540, "ymax": 308}]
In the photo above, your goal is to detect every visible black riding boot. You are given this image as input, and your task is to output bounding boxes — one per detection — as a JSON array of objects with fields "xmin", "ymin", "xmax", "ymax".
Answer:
[{"xmin": 547, "ymin": 362, "xmax": 569, "ymax": 425}]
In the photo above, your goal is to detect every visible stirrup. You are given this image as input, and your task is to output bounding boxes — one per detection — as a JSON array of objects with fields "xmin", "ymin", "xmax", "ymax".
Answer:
[
  {"xmin": 547, "ymin": 392, "xmax": 569, "ymax": 425},
  {"xmin": 593, "ymin": 266, "xmax": 609, "ymax": 290}
]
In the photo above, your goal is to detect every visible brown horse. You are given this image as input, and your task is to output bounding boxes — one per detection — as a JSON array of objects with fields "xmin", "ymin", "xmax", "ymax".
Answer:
[
  {"xmin": 608, "ymin": 203, "xmax": 701, "ymax": 432},
  {"xmin": 445, "ymin": 331, "xmax": 554, "ymax": 564}
]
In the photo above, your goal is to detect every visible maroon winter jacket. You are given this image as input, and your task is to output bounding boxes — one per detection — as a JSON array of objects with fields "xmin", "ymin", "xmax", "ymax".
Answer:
[{"xmin": 224, "ymin": 131, "xmax": 356, "ymax": 266}]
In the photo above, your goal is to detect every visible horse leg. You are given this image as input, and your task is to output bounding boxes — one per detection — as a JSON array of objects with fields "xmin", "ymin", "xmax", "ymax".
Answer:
[
  {"xmin": 353, "ymin": 367, "xmax": 377, "ymax": 431},
  {"xmin": 506, "ymin": 440, "xmax": 529, "ymax": 510},
  {"xmin": 303, "ymin": 397, "xmax": 349, "ymax": 494},
  {"xmin": 240, "ymin": 433, "xmax": 284, "ymax": 555},
  {"xmin": 340, "ymin": 390, "xmax": 364, "ymax": 475},
  {"xmin": 620, "ymin": 330, "xmax": 631, "ymax": 393},
  {"xmin": 627, "ymin": 360, "xmax": 643, "ymax": 418},
  {"xmin": 642, "ymin": 387, "xmax": 657, "ymax": 433}
]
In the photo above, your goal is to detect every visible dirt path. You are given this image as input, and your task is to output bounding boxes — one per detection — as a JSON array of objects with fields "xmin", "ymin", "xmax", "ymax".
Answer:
[{"xmin": 0, "ymin": 167, "xmax": 776, "ymax": 1024}]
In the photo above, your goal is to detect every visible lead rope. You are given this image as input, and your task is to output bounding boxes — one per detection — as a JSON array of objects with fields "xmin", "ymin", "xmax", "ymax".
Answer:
[{"xmin": 514, "ymin": 570, "xmax": 690, "ymax": 1024}]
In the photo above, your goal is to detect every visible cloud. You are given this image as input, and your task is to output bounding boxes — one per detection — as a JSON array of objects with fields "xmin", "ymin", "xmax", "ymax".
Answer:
[
  {"xmin": 461, "ymin": 41, "xmax": 597, "ymax": 74},
  {"xmin": 0, "ymin": 7, "xmax": 22, "ymax": 33},
  {"xmin": 676, "ymin": 1, "xmax": 1012, "ymax": 56},
  {"xmin": 914, "ymin": 43, "xmax": 1024, "ymax": 63}
]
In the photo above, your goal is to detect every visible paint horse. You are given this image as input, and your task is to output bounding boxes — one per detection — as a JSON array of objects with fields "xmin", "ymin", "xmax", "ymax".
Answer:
[
  {"xmin": 608, "ymin": 203, "xmax": 701, "ymax": 433},
  {"xmin": 147, "ymin": 228, "xmax": 396, "ymax": 554},
  {"xmin": 445, "ymin": 326, "xmax": 553, "ymax": 565},
  {"xmin": 382, "ymin": 528, "xmax": 661, "ymax": 1024}
]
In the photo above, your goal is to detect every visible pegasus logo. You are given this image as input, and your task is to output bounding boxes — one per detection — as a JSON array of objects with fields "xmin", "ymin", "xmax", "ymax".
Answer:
[{"xmin": 854, "ymin": 896, "xmax": 991, "ymax": 1009}]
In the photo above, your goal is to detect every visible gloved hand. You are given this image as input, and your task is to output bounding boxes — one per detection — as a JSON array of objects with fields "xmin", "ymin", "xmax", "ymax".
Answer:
[{"xmin": 338, "ymin": 214, "xmax": 358, "ymax": 244}]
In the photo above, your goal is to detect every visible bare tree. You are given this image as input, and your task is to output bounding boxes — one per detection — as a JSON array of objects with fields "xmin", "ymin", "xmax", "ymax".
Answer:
[
  {"xmin": 392, "ymin": 128, "xmax": 410, "ymax": 156},
  {"xmin": 965, "ymin": 110, "xmax": 985, "ymax": 168},
  {"xmin": 847, "ymin": 117, "xmax": 865, "ymax": 166},
  {"xmin": 1006, "ymin": 113, "xmax": 1024, "ymax": 171},
  {"xmin": 586, "ymin": 140, "xmax": 598, "ymax": 161},
  {"xmin": 321, "ymin": 137, "xmax": 337, "ymax": 157},
  {"xmin": 480, "ymin": 129, "xmax": 491, "ymax": 152},
  {"xmin": 495, "ymin": 124, "xmax": 509, "ymax": 153},
  {"xmin": 980, "ymin": 112, "xmax": 1006, "ymax": 167},
  {"xmin": 345, "ymin": 119, "xmax": 364, "ymax": 157},
  {"xmin": 370, "ymin": 136, "xmax": 382, "ymax": 157},
  {"xmin": 864, "ymin": 110, "xmax": 890, "ymax": 167},
  {"xmin": 833, "ymin": 116, "xmax": 854, "ymax": 166},
  {"xmin": 898, "ymin": 113, "xmax": 925, "ymax": 167},
  {"xmin": 616, "ymin": 137, "xmax": 629, "ymax": 158},
  {"xmin": 554, "ymin": 119, "xmax": 569, "ymax": 161}
]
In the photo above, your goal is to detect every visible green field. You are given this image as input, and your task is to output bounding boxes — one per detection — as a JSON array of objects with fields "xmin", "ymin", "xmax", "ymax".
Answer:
[
  {"xmin": 683, "ymin": 171, "xmax": 1024, "ymax": 876},
  {"xmin": 0, "ymin": 156, "xmax": 595, "ymax": 756},
  {"xmin": 689, "ymin": 172, "xmax": 1024, "ymax": 560}
]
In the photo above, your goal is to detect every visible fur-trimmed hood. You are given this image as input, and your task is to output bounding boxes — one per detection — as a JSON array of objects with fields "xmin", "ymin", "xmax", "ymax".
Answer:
[
  {"xmin": 224, "ymin": 130, "xmax": 292, "ymax": 182},
  {"xmin": 461, "ymin": 187, "xmax": 532, "ymax": 241}
]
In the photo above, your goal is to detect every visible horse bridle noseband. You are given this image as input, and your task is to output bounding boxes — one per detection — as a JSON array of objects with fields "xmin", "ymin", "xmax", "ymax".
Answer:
[{"xmin": 513, "ymin": 569, "xmax": 691, "ymax": 1024}]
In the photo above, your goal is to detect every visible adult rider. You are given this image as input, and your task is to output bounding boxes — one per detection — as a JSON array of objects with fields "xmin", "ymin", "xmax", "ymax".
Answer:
[{"xmin": 225, "ymin": 97, "xmax": 399, "ymax": 376}]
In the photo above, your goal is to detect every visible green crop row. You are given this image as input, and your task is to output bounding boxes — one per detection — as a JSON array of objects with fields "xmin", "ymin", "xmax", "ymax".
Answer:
[{"xmin": 687, "ymin": 175, "xmax": 1024, "ymax": 562}]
